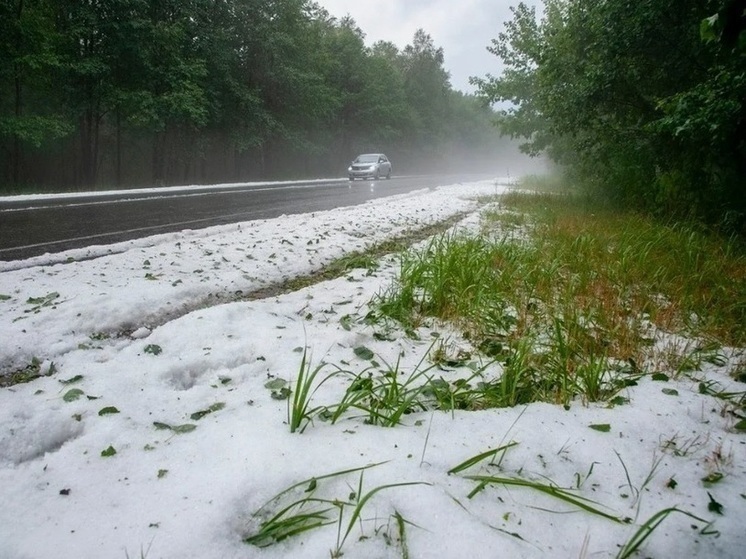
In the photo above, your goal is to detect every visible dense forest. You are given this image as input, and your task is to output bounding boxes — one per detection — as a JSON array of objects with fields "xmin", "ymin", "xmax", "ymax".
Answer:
[
  {"xmin": 0, "ymin": 0, "xmax": 514, "ymax": 192},
  {"xmin": 4, "ymin": 0, "xmax": 744, "ymax": 234},
  {"xmin": 474, "ymin": 0, "xmax": 746, "ymax": 233}
]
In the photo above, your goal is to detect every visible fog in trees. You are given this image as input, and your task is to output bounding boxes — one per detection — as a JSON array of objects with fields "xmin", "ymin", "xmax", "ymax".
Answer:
[{"xmin": 0, "ymin": 0, "xmax": 527, "ymax": 193}]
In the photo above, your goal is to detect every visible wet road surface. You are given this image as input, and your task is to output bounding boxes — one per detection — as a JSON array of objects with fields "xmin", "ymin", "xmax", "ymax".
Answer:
[{"xmin": 0, "ymin": 174, "xmax": 496, "ymax": 261}]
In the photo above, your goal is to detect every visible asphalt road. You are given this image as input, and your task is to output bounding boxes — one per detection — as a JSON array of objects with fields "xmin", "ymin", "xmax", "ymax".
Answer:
[{"xmin": 0, "ymin": 174, "xmax": 497, "ymax": 261}]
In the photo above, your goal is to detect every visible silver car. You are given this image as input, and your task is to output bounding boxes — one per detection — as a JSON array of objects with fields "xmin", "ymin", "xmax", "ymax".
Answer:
[{"xmin": 348, "ymin": 153, "xmax": 392, "ymax": 180}]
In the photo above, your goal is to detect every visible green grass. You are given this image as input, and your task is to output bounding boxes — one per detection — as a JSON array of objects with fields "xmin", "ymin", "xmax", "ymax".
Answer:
[
  {"xmin": 248, "ymin": 178, "xmax": 738, "ymax": 555},
  {"xmin": 447, "ymin": 442, "xmax": 519, "ymax": 475},
  {"xmin": 464, "ymin": 473, "xmax": 629, "ymax": 524},
  {"xmin": 615, "ymin": 507, "xmax": 713, "ymax": 559},
  {"xmin": 325, "ymin": 351, "xmax": 436, "ymax": 428},
  {"xmin": 287, "ymin": 348, "xmax": 341, "ymax": 434},
  {"xmin": 497, "ymin": 190, "xmax": 746, "ymax": 346},
  {"xmin": 244, "ymin": 462, "xmax": 427, "ymax": 556},
  {"xmin": 373, "ymin": 180, "xmax": 746, "ymax": 408}
]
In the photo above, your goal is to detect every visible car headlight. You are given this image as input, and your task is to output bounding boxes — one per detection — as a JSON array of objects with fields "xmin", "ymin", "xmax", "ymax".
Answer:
[{"xmin": 348, "ymin": 166, "xmax": 353, "ymax": 172}]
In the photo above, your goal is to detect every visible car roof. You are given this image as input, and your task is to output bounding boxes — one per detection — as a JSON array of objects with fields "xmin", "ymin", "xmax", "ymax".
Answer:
[{"xmin": 358, "ymin": 153, "xmax": 385, "ymax": 157}]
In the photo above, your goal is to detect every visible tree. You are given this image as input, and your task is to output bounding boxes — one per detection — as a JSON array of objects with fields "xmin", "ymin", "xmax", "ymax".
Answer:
[
  {"xmin": 0, "ymin": 0, "xmax": 511, "ymax": 190},
  {"xmin": 400, "ymin": 29, "xmax": 451, "ymax": 153},
  {"xmin": 475, "ymin": 0, "xmax": 746, "ymax": 232},
  {"xmin": 0, "ymin": 0, "xmax": 71, "ymax": 187}
]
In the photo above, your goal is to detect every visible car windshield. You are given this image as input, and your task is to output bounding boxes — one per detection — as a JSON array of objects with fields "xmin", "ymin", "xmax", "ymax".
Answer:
[{"xmin": 354, "ymin": 154, "xmax": 379, "ymax": 163}]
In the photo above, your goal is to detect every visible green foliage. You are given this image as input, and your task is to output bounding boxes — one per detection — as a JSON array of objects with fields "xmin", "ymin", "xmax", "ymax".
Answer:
[
  {"xmin": 373, "ymin": 189, "xmax": 746, "ymax": 410},
  {"xmin": 98, "ymin": 406, "xmax": 120, "ymax": 416},
  {"xmin": 265, "ymin": 378, "xmax": 292, "ymax": 400},
  {"xmin": 190, "ymin": 402, "xmax": 225, "ymax": 421},
  {"xmin": 245, "ymin": 461, "xmax": 425, "ymax": 554},
  {"xmin": 353, "ymin": 346, "xmax": 375, "ymax": 361},
  {"xmin": 331, "ymin": 362, "xmax": 432, "ymax": 428},
  {"xmin": 707, "ymin": 492, "xmax": 724, "ymax": 515},
  {"xmin": 589, "ymin": 424, "xmax": 611, "ymax": 433},
  {"xmin": 447, "ymin": 442, "xmax": 519, "ymax": 475},
  {"xmin": 0, "ymin": 356, "xmax": 55, "ymax": 387},
  {"xmin": 0, "ymin": 0, "xmax": 72, "ymax": 164},
  {"xmin": 615, "ymin": 507, "xmax": 712, "ymax": 559},
  {"xmin": 143, "ymin": 344, "xmax": 162, "ymax": 356},
  {"xmin": 288, "ymin": 349, "xmax": 341, "ymax": 434},
  {"xmin": 101, "ymin": 445, "xmax": 117, "ymax": 457},
  {"xmin": 475, "ymin": 0, "xmax": 746, "ymax": 233},
  {"xmin": 63, "ymin": 388, "xmax": 84, "ymax": 402},
  {"xmin": 464, "ymin": 474, "xmax": 628, "ymax": 523},
  {"xmin": 152, "ymin": 421, "xmax": 196, "ymax": 434},
  {"xmin": 1, "ymin": 1, "xmax": 509, "ymax": 191},
  {"xmin": 25, "ymin": 292, "xmax": 59, "ymax": 310}
]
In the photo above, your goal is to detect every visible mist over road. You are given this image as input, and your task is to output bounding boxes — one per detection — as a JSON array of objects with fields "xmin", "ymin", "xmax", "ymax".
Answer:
[{"xmin": 0, "ymin": 174, "xmax": 499, "ymax": 261}]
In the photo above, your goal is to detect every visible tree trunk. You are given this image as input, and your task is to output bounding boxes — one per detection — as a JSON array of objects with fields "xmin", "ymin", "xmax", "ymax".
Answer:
[
  {"xmin": 11, "ymin": 0, "xmax": 25, "ymax": 187},
  {"xmin": 13, "ymin": 73, "xmax": 21, "ymax": 187},
  {"xmin": 79, "ymin": 108, "xmax": 99, "ymax": 188},
  {"xmin": 234, "ymin": 145, "xmax": 244, "ymax": 181},
  {"xmin": 115, "ymin": 108, "xmax": 122, "ymax": 187},
  {"xmin": 152, "ymin": 131, "xmax": 166, "ymax": 186}
]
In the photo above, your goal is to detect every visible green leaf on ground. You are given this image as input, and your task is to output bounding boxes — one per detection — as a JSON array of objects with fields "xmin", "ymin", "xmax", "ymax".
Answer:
[
  {"xmin": 354, "ymin": 346, "xmax": 375, "ymax": 360},
  {"xmin": 190, "ymin": 402, "xmax": 225, "ymax": 420},
  {"xmin": 144, "ymin": 344, "xmax": 162, "ymax": 355},
  {"xmin": 702, "ymin": 472, "xmax": 723, "ymax": 485},
  {"xmin": 707, "ymin": 492, "xmax": 724, "ymax": 515},
  {"xmin": 153, "ymin": 421, "xmax": 196, "ymax": 434},
  {"xmin": 264, "ymin": 377, "xmax": 292, "ymax": 400},
  {"xmin": 264, "ymin": 378, "xmax": 287, "ymax": 390},
  {"xmin": 171, "ymin": 424, "xmax": 197, "ymax": 434},
  {"xmin": 589, "ymin": 424, "xmax": 611, "ymax": 433},
  {"xmin": 101, "ymin": 446, "xmax": 117, "ymax": 457},
  {"xmin": 98, "ymin": 406, "xmax": 120, "ymax": 416},
  {"xmin": 59, "ymin": 375, "xmax": 84, "ymax": 385},
  {"xmin": 662, "ymin": 388, "xmax": 679, "ymax": 396},
  {"xmin": 340, "ymin": 315, "xmax": 353, "ymax": 331},
  {"xmin": 63, "ymin": 388, "xmax": 84, "ymax": 402},
  {"xmin": 271, "ymin": 387, "xmax": 292, "ymax": 400},
  {"xmin": 26, "ymin": 292, "xmax": 59, "ymax": 306}
]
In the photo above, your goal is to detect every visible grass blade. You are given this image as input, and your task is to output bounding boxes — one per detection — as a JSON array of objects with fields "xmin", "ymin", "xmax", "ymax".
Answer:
[
  {"xmin": 465, "ymin": 474, "xmax": 626, "ymax": 523},
  {"xmin": 616, "ymin": 507, "xmax": 710, "ymax": 559},
  {"xmin": 337, "ymin": 481, "xmax": 430, "ymax": 552},
  {"xmin": 447, "ymin": 442, "xmax": 519, "ymax": 475}
]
